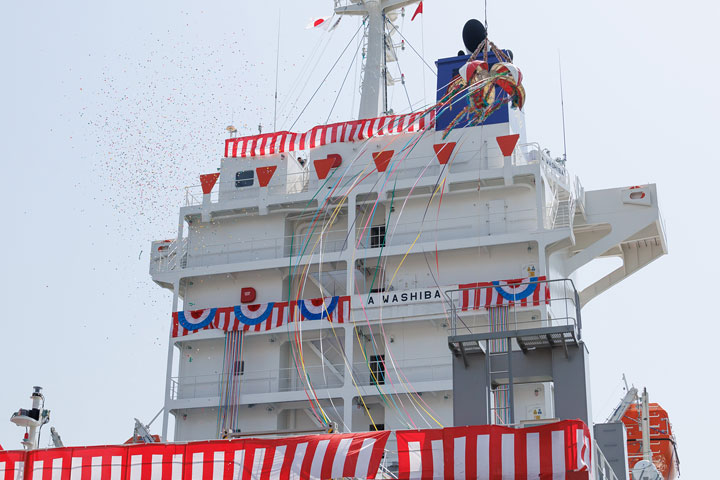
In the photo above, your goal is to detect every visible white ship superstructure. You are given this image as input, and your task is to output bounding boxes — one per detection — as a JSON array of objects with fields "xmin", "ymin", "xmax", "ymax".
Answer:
[{"xmin": 148, "ymin": 39, "xmax": 666, "ymax": 444}]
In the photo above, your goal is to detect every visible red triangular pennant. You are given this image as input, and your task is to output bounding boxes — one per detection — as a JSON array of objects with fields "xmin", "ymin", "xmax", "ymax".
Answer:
[
  {"xmin": 314, "ymin": 158, "xmax": 334, "ymax": 180},
  {"xmin": 411, "ymin": 1, "xmax": 423, "ymax": 21},
  {"xmin": 496, "ymin": 134, "xmax": 520, "ymax": 157},
  {"xmin": 314, "ymin": 154, "xmax": 342, "ymax": 180},
  {"xmin": 433, "ymin": 142, "xmax": 456, "ymax": 165},
  {"xmin": 255, "ymin": 165, "xmax": 277, "ymax": 187},
  {"xmin": 372, "ymin": 150, "xmax": 394, "ymax": 173},
  {"xmin": 199, "ymin": 173, "xmax": 220, "ymax": 194}
]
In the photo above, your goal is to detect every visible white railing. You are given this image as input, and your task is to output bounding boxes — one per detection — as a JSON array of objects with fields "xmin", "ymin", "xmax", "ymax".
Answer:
[
  {"xmin": 152, "ymin": 200, "xmax": 577, "ymax": 273},
  {"xmin": 594, "ymin": 439, "xmax": 621, "ymax": 480},
  {"xmin": 446, "ymin": 278, "xmax": 581, "ymax": 338},
  {"xmin": 182, "ymin": 142, "xmax": 552, "ymax": 207},
  {"xmin": 182, "ymin": 228, "xmax": 350, "ymax": 269},
  {"xmin": 357, "ymin": 209, "xmax": 538, "ymax": 250},
  {"xmin": 573, "ymin": 175, "xmax": 586, "ymax": 216},
  {"xmin": 150, "ymin": 238, "xmax": 187, "ymax": 274},
  {"xmin": 350, "ymin": 356, "xmax": 451, "ymax": 387},
  {"xmin": 170, "ymin": 363, "xmax": 345, "ymax": 400},
  {"xmin": 538, "ymin": 148, "xmax": 571, "ymax": 189},
  {"xmin": 544, "ymin": 195, "xmax": 574, "ymax": 230},
  {"xmin": 171, "ymin": 356, "xmax": 453, "ymax": 401},
  {"xmin": 184, "ymin": 171, "xmax": 311, "ymax": 206}
]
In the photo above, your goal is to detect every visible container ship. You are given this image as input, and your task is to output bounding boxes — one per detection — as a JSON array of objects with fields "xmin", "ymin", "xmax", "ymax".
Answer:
[{"xmin": 2, "ymin": 1, "xmax": 678, "ymax": 478}]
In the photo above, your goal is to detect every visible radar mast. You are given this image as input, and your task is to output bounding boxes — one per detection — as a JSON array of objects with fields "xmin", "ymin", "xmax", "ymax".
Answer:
[{"xmin": 334, "ymin": 0, "xmax": 419, "ymax": 119}]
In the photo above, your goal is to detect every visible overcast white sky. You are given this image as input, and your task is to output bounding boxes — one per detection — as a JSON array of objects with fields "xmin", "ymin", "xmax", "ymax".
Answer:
[{"xmin": 2, "ymin": 0, "xmax": 717, "ymax": 476}]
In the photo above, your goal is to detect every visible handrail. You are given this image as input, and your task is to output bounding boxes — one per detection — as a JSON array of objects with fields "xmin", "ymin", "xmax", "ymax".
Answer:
[
  {"xmin": 151, "ymin": 201, "xmax": 576, "ymax": 273},
  {"xmin": 445, "ymin": 278, "xmax": 581, "ymax": 339},
  {"xmin": 170, "ymin": 363, "xmax": 345, "ymax": 400},
  {"xmin": 350, "ymin": 356, "xmax": 451, "ymax": 387},
  {"xmin": 593, "ymin": 438, "xmax": 621, "ymax": 480},
  {"xmin": 170, "ymin": 356, "xmax": 453, "ymax": 400},
  {"xmin": 183, "ymin": 142, "xmax": 548, "ymax": 206}
]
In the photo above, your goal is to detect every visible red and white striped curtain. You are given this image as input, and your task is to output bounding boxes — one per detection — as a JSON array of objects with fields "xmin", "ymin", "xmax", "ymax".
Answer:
[
  {"xmin": 396, "ymin": 420, "xmax": 591, "ymax": 480},
  {"xmin": 0, "ymin": 431, "xmax": 390, "ymax": 480}
]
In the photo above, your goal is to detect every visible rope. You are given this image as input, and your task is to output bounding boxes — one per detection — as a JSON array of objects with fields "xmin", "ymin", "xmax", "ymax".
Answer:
[
  {"xmin": 217, "ymin": 330, "xmax": 244, "ymax": 437},
  {"xmin": 326, "ymin": 35, "xmax": 364, "ymax": 124},
  {"xmin": 276, "ymin": 99, "xmax": 485, "ymax": 430},
  {"xmin": 289, "ymin": 23, "xmax": 364, "ymax": 131},
  {"xmin": 385, "ymin": 20, "xmax": 437, "ymax": 77}
]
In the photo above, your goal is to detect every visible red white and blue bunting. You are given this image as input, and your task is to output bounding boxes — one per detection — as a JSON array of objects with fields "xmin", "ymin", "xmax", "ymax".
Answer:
[
  {"xmin": 172, "ymin": 296, "xmax": 351, "ymax": 337},
  {"xmin": 458, "ymin": 276, "xmax": 551, "ymax": 311}
]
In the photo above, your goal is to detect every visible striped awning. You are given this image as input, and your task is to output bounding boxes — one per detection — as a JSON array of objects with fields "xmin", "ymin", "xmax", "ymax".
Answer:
[{"xmin": 224, "ymin": 110, "xmax": 436, "ymax": 158}]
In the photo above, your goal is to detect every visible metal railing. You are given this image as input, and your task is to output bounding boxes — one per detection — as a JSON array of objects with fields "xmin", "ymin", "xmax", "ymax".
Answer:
[
  {"xmin": 151, "ymin": 201, "xmax": 577, "ymax": 273},
  {"xmin": 357, "ymin": 209, "xmax": 539, "ymax": 250},
  {"xmin": 446, "ymin": 278, "xmax": 581, "ymax": 338},
  {"xmin": 184, "ymin": 171, "xmax": 311, "ymax": 207},
  {"xmin": 170, "ymin": 356, "xmax": 454, "ymax": 400},
  {"xmin": 350, "ymin": 356, "xmax": 451, "ymax": 387},
  {"xmin": 182, "ymin": 228, "xmax": 350, "ymax": 268},
  {"xmin": 182, "ymin": 142, "xmax": 552, "ymax": 207},
  {"xmin": 544, "ymin": 198, "xmax": 573, "ymax": 230},
  {"xmin": 594, "ymin": 439, "xmax": 621, "ymax": 480},
  {"xmin": 149, "ymin": 238, "xmax": 187, "ymax": 274},
  {"xmin": 170, "ymin": 363, "xmax": 345, "ymax": 400}
]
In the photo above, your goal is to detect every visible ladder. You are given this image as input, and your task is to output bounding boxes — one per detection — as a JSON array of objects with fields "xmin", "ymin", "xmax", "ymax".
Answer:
[{"xmin": 485, "ymin": 307, "xmax": 515, "ymax": 425}]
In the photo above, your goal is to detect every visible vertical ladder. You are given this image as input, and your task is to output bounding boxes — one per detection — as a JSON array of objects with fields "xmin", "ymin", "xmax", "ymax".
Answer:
[{"xmin": 485, "ymin": 306, "xmax": 515, "ymax": 425}]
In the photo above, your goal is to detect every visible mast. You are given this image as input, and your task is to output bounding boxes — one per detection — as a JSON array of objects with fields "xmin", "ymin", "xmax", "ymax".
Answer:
[{"xmin": 335, "ymin": 0, "xmax": 418, "ymax": 119}]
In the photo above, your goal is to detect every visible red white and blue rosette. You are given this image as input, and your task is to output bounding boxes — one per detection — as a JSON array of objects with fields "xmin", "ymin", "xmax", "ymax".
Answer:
[
  {"xmin": 177, "ymin": 308, "xmax": 217, "ymax": 331},
  {"xmin": 298, "ymin": 296, "xmax": 338, "ymax": 321},
  {"xmin": 234, "ymin": 303, "xmax": 275, "ymax": 326},
  {"xmin": 492, "ymin": 277, "xmax": 538, "ymax": 302}
]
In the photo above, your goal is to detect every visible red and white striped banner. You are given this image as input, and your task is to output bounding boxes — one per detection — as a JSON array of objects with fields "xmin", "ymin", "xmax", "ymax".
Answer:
[
  {"xmin": 396, "ymin": 420, "xmax": 591, "ymax": 480},
  {"xmin": 458, "ymin": 276, "xmax": 551, "ymax": 311},
  {"xmin": 0, "ymin": 449, "xmax": 25, "ymax": 480},
  {"xmin": 1, "ymin": 431, "xmax": 390, "ymax": 480},
  {"xmin": 172, "ymin": 296, "xmax": 351, "ymax": 338},
  {"xmin": 224, "ymin": 110, "xmax": 436, "ymax": 158}
]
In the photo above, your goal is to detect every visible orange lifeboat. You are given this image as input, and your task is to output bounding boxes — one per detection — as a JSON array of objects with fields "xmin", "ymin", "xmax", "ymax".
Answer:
[{"xmin": 621, "ymin": 403, "xmax": 679, "ymax": 480}]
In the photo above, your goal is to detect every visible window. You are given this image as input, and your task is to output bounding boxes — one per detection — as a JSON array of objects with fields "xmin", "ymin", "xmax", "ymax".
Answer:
[
  {"xmin": 370, "ymin": 424, "xmax": 385, "ymax": 431},
  {"xmin": 235, "ymin": 170, "xmax": 254, "ymax": 188},
  {"xmin": 370, "ymin": 225, "xmax": 386, "ymax": 248},
  {"xmin": 369, "ymin": 355, "xmax": 385, "ymax": 386},
  {"xmin": 233, "ymin": 360, "xmax": 244, "ymax": 376}
]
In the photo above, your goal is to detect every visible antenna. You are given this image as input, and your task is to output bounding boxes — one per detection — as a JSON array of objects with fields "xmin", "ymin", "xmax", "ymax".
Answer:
[
  {"xmin": 273, "ymin": 10, "xmax": 281, "ymax": 132},
  {"xmin": 558, "ymin": 52, "xmax": 568, "ymax": 163},
  {"xmin": 484, "ymin": 0, "xmax": 488, "ymax": 29}
]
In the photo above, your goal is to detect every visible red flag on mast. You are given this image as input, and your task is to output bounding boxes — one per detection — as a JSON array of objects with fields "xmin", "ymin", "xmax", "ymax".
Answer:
[{"xmin": 411, "ymin": 1, "xmax": 423, "ymax": 21}]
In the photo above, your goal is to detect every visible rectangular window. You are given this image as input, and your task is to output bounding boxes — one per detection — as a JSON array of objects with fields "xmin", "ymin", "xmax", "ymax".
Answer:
[
  {"xmin": 370, "ymin": 225, "xmax": 386, "ymax": 248},
  {"xmin": 235, "ymin": 170, "xmax": 254, "ymax": 188},
  {"xmin": 369, "ymin": 354, "xmax": 385, "ymax": 386},
  {"xmin": 233, "ymin": 360, "xmax": 244, "ymax": 376},
  {"xmin": 370, "ymin": 423, "xmax": 385, "ymax": 431}
]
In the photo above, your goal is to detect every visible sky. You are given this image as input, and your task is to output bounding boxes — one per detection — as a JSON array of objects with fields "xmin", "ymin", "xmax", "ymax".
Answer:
[{"xmin": 1, "ymin": 0, "xmax": 718, "ymax": 476}]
